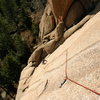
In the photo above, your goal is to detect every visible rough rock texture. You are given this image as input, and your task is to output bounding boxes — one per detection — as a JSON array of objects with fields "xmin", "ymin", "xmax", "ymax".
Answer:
[
  {"xmin": 16, "ymin": 12, "xmax": 100, "ymax": 100},
  {"xmin": 28, "ymin": 21, "xmax": 65, "ymax": 67},
  {"xmin": 39, "ymin": 4, "xmax": 56, "ymax": 41}
]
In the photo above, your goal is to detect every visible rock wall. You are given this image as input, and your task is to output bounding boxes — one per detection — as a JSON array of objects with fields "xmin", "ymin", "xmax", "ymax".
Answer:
[
  {"xmin": 39, "ymin": 0, "xmax": 96, "ymax": 41},
  {"xmin": 16, "ymin": 11, "xmax": 100, "ymax": 100},
  {"xmin": 16, "ymin": 0, "xmax": 100, "ymax": 100},
  {"xmin": 39, "ymin": 4, "xmax": 56, "ymax": 41}
]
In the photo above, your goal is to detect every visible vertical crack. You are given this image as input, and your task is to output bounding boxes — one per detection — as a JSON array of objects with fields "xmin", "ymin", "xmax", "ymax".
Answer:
[{"xmin": 38, "ymin": 79, "xmax": 48, "ymax": 98}]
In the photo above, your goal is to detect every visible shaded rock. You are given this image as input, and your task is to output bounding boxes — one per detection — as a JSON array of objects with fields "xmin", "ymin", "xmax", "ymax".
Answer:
[
  {"xmin": 27, "ymin": 39, "xmax": 57, "ymax": 66},
  {"xmin": 48, "ymin": 0, "xmax": 95, "ymax": 28},
  {"xmin": 39, "ymin": 4, "xmax": 56, "ymax": 41},
  {"xmin": 28, "ymin": 46, "xmax": 43, "ymax": 66},
  {"xmin": 64, "ymin": 1, "xmax": 100, "ymax": 40},
  {"xmin": 49, "ymin": 21, "xmax": 65, "ymax": 41},
  {"xmin": 65, "ymin": 0, "xmax": 96, "ymax": 28},
  {"xmin": 65, "ymin": 0, "xmax": 85, "ymax": 28},
  {"xmin": 39, "ymin": 0, "xmax": 96, "ymax": 42},
  {"xmin": 43, "ymin": 21, "xmax": 65, "ymax": 41},
  {"xmin": 28, "ymin": 20, "xmax": 65, "ymax": 67},
  {"xmin": 43, "ymin": 40, "xmax": 57, "ymax": 54},
  {"xmin": 48, "ymin": 0, "xmax": 73, "ymax": 23},
  {"xmin": 79, "ymin": 0, "xmax": 95, "ymax": 12}
]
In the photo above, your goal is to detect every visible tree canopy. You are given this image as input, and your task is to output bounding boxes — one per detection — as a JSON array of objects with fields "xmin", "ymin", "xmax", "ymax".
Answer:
[{"xmin": 0, "ymin": 0, "xmax": 39, "ymax": 99}]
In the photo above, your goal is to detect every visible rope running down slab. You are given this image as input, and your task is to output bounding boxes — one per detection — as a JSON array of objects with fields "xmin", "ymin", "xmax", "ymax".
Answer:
[{"xmin": 63, "ymin": 51, "xmax": 100, "ymax": 96}]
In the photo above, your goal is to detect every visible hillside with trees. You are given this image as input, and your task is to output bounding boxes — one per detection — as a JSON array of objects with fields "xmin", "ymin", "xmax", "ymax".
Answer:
[{"xmin": 0, "ymin": 0, "xmax": 46, "ymax": 99}]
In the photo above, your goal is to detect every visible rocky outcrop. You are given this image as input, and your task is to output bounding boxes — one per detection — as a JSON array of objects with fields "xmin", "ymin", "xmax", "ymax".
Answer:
[
  {"xmin": 39, "ymin": 4, "xmax": 56, "ymax": 41},
  {"xmin": 28, "ymin": 0, "xmax": 97, "ymax": 68},
  {"xmin": 48, "ymin": 0, "xmax": 94, "ymax": 24},
  {"xmin": 16, "ymin": 11, "xmax": 100, "ymax": 100},
  {"xmin": 28, "ymin": 21, "xmax": 65, "ymax": 66},
  {"xmin": 39, "ymin": 0, "xmax": 95, "ymax": 42},
  {"xmin": 35, "ymin": 0, "xmax": 94, "ymax": 68},
  {"xmin": 16, "ymin": 0, "xmax": 100, "ymax": 100},
  {"xmin": 65, "ymin": 0, "xmax": 85, "ymax": 28}
]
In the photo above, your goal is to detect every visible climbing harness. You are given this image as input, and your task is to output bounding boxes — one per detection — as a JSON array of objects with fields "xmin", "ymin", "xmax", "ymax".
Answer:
[{"xmin": 62, "ymin": 51, "xmax": 100, "ymax": 96}]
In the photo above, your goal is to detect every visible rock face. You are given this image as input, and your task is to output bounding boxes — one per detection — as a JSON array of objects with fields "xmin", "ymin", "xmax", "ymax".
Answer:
[
  {"xmin": 39, "ymin": 4, "xmax": 56, "ymax": 41},
  {"xmin": 39, "ymin": 0, "xmax": 95, "ymax": 42},
  {"xmin": 16, "ymin": 12, "xmax": 100, "ymax": 100}
]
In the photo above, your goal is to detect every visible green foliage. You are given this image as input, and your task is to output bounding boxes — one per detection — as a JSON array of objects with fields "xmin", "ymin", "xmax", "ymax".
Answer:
[
  {"xmin": 0, "ymin": 54, "xmax": 20, "ymax": 83},
  {"xmin": 0, "ymin": 33, "xmax": 14, "ymax": 59},
  {"xmin": 11, "ymin": 34, "xmax": 31, "ymax": 63},
  {"xmin": 0, "ymin": 33, "xmax": 30, "ymax": 95},
  {"xmin": 0, "ymin": 0, "xmax": 32, "ymax": 34},
  {"xmin": 0, "ymin": 14, "xmax": 17, "ymax": 33},
  {"xmin": 0, "ymin": 0, "xmax": 39, "ymax": 97},
  {"xmin": 32, "ymin": 23, "xmax": 39, "ymax": 36},
  {"xmin": 31, "ymin": 23, "xmax": 39, "ymax": 44},
  {"xmin": 0, "ymin": 0, "xmax": 17, "ymax": 33}
]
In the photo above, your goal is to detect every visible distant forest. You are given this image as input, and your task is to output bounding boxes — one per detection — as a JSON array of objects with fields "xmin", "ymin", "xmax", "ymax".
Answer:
[{"xmin": 0, "ymin": 0, "xmax": 39, "ymax": 99}]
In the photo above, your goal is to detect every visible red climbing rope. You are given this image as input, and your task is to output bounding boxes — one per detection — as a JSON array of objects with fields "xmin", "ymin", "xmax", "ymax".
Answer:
[
  {"xmin": 64, "ymin": 51, "xmax": 100, "ymax": 96},
  {"xmin": 65, "ymin": 77, "xmax": 100, "ymax": 95}
]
